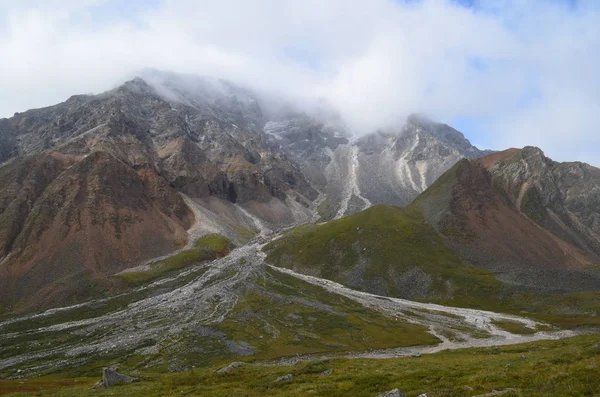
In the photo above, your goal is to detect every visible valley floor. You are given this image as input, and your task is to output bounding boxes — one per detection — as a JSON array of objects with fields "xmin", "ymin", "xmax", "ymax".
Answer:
[{"xmin": 1, "ymin": 203, "xmax": 598, "ymax": 396}]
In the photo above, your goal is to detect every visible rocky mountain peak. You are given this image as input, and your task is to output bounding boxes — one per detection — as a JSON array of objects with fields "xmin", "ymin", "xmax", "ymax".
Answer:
[{"xmin": 117, "ymin": 77, "xmax": 157, "ymax": 97}]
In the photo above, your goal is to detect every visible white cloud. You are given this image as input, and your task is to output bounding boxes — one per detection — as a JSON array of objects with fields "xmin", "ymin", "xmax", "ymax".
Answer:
[{"xmin": 0, "ymin": 0, "xmax": 599, "ymax": 165}]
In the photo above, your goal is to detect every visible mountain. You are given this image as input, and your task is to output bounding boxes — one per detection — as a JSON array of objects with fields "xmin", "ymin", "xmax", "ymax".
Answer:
[
  {"xmin": 0, "ymin": 71, "xmax": 494, "ymax": 311},
  {"xmin": 482, "ymin": 147, "xmax": 600, "ymax": 257},
  {"xmin": 0, "ymin": 74, "xmax": 319, "ymax": 310},
  {"xmin": 2, "ymin": 71, "xmax": 600, "ymax": 391},
  {"xmin": 264, "ymin": 204, "xmax": 502, "ymax": 304},
  {"xmin": 266, "ymin": 148, "xmax": 600, "ymax": 317},
  {"xmin": 265, "ymin": 113, "xmax": 493, "ymax": 220},
  {"xmin": 413, "ymin": 152, "xmax": 600, "ymax": 293}
]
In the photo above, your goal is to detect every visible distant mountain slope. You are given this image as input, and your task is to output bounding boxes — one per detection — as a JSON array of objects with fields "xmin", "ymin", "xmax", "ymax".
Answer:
[
  {"xmin": 0, "ymin": 72, "xmax": 325, "ymax": 310},
  {"xmin": 481, "ymin": 147, "xmax": 600, "ymax": 257},
  {"xmin": 412, "ymin": 155, "xmax": 600, "ymax": 293},
  {"xmin": 265, "ymin": 149, "xmax": 600, "ymax": 315},
  {"xmin": 0, "ymin": 76, "xmax": 317, "ymax": 206},
  {"xmin": 0, "ymin": 151, "xmax": 193, "ymax": 310},
  {"xmin": 265, "ymin": 113, "xmax": 493, "ymax": 219}
]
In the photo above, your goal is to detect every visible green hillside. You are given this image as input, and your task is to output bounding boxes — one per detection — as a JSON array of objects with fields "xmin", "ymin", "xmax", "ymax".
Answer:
[{"xmin": 264, "ymin": 204, "xmax": 503, "ymax": 306}]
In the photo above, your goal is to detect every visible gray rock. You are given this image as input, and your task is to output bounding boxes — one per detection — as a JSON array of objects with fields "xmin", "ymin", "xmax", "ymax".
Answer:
[
  {"xmin": 273, "ymin": 374, "xmax": 293, "ymax": 382},
  {"xmin": 321, "ymin": 369, "xmax": 333, "ymax": 376},
  {"xmin": 376, "ymin": 388, "xmax": 406, "ymax": 397},
  {"xmin": 216, "ymin": 361, "xmax": 246, "ymax": 374},
  {"xmin": 411, "ymin": 353, "xmax": 422, "ymax": 358},
  {"xmin": 100, "ymin": 367, "xmax": 137, "ymax": 388}
]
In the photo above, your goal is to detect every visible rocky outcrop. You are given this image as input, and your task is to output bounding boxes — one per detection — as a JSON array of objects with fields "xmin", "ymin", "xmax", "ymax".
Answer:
[
  {"xmin": 215, "ymin": 361, "xmax": 246, "ymax": 374},
  {"xmin": 273, "ymin": 374, "xmax": 293, "ymax": 382}
]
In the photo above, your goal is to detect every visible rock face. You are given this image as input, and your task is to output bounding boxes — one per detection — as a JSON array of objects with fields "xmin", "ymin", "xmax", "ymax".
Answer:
[
  {"xmin": 266, "ymin": 113, "xmax": 492, "ymax": 219},
  {"xmin": 0, "ymin": 151, "xmax": 193, "ymax": 309},
  {"xmin": 1, "ymin": 74, "xmax": 317, "ymax": 205}
]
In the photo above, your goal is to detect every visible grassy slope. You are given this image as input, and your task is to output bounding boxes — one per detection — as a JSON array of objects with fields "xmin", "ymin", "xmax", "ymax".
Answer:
[
  {"xmin": 265, "ymin": 204, "xmax": 503, "ymax": 306},
  {"xmin": 116, "ymin": 234, "xmax": 233, "ymax": 285},
  {"xmin": 217, "ymin": 268, "xmax": 439, "ymax": 361},
  {"xmin": 5, "ymin": 335, "xmax": 600, "ymax": 397}
]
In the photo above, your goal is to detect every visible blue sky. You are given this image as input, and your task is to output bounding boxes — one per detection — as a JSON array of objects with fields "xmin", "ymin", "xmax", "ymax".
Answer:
[{"xmin": 0, "ymin": 0, "xmax": 599, "ymax": 165}]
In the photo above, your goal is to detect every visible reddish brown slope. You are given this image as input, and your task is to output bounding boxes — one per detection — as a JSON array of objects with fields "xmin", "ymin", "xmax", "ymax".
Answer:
[
  {"xmin": 412, "ymin": 159, "xmax": 594, "ymax": 277},
  {"xmin": 478, "ymin": 147, "xmax": 600, "ymax": 257},
  {"xmin": 0, "ymin": 151, "xmax": 193, "ymax": 310}
]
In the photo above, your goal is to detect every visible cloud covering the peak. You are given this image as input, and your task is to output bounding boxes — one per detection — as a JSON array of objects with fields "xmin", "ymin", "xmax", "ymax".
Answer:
[{"xmin": 1, "ymin": 0, "xmax": 599, "ymax": 164}]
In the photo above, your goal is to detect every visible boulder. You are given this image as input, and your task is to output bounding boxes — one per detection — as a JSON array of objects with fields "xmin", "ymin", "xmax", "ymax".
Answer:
[
  {"xmin": 215, "ymin": 361, "xmax": 246, "ymax": 374},
  {"xmin": 99, "ymin": 367, "xmax": 137, "ymax": 388},
  {"xmin": 377, "ymin": 389, "xmax": 406, "ymax": 397},
  {"xmin": 273, "ymin": 374, "xmax": 293, "ymax": 382}
]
